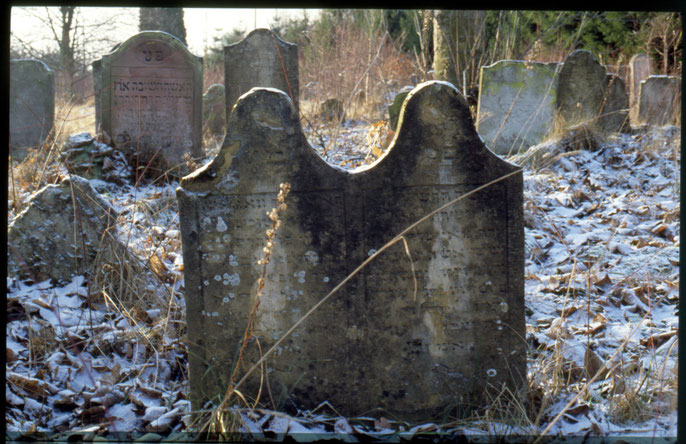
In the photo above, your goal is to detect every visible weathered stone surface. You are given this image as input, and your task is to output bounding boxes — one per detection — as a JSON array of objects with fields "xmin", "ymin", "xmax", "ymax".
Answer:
[
  {"xmin": 10, "ymin": 59, "xmax": 55, "ymax": 160},
  {"xmin": 476, "ymin": 60, "xmax": 558, "ymax": 155},
  {"xmin": 177, "ymin": 81, "xmax": 525, "ymax": 420},
  {"xmin": 8, "ymin": 175, "xmax": 118, "ymax": 283},
  {"xmin": 224, "ymin": 28, "xmax": 298, "ymax": 117},
  {"xmin": 318, "ymin": 98, "xmax": 345, "ymax": 123},
  {"xmin": 638, "ymin": 75, "xmax": 682, "ymax": 126},
  {"xmin": 629, "ymin": 53, "xmax": 652, "ymax": 123},
  {"xmin": 556, "ymin": 50, "xmax": 607, "ymax": 127},
  {"xmin": 598, "ymin": 74, "xmax": 630, "ymax": 134},
  {"xmin": 93, "ymin": 31, "xmax": 203, "ymax": 177},
  {"xmin": 388, "ymin": 86, "xmax": 414, "ymax": 130},
  {"xmin": 203, "ymin": 83, "xmax": 226, "ymax": 135},
  {"xmin": 60, "ymin": 132, "xmax": 132, "ymax": 184}
]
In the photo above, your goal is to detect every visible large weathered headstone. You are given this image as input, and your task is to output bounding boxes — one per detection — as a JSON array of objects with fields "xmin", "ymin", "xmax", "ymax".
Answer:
[
  {"xmin": 93, "ymin": 31, "xmax": 203, "ymax": 177},
  {"xmin": 9, "ymin": 59, "xmax": 55, "ymax": 161},
  {"xmin": 629, "ymin": 53, "xmax": 652, "ymax": 123},
  {"xmin": 476, "ymin": 60, "xmax": 558, "ymax": 155},
  {"xmin": 223, "ymin": 28, "xmax": 299, "ymax": 116},
  {"xmin": 177, "ymin": 81, "xmax": 525, "ymax": 420},
  {"xmin": 203, "ymin": 83, "xmax": 226, "ymax": 136},
  {"xmin": 638, "ymin": 75, "xmax": 682, "ymax": 126},
  {"xmin": 598, "ymin": 74, "xmax": 630, "ymax": 134},
  {"xmin": 556, "ymin": 50, "xmax": 607, "ymax": 127}
]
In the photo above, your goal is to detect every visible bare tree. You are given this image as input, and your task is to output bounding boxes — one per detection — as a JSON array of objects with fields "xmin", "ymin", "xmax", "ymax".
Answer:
[{"xmin": 11, "ymin": 7, "xmax": 123, "ymax": 100}]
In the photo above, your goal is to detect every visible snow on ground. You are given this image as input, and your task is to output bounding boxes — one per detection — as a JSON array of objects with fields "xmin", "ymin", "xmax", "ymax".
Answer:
[{"xmin": 6, "ymin": 121, "xmax": 679, "ymax": 441}]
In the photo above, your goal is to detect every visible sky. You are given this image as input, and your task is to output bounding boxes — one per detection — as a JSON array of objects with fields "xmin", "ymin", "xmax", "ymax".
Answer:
[{"xmin": 10, "ymin": 7, "xmax": 320, "ymax": 57}]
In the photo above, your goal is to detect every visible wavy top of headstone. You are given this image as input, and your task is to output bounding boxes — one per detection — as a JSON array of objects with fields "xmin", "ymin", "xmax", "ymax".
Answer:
[
  {"xmin": 223, "ymin": 28, "xmax": 299, "ymax": 116},
  {"xmin": 178, "ymin": 81, "xmax": 524, "ymax": 419}
]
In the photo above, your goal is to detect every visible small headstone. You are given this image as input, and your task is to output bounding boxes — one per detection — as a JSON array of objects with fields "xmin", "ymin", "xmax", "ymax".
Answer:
[
  {"xmin": 10, "ymin": 59, "xmax": 55, "ymax": 161},
  {"xmin": 638, "ymin": 75, "xmax": 681, "ymax": 126},
  {"xmin": 598, "ymin": 74, "xmax": 630, "ymax": 134},
  {"xmin": 556, "ymin": 50, "xmax": 607, "ymax": 127},
  {"xmin": 476, "ymin": 60, "xmax": 559, "ymax": 155},
  {"xmin": 629, "ymin": 53, "xmax": 652, "ymax": 123},
  {"xmin": 318, "ymin": 98, "xmax": 345, "ymax": 123},
  {"xmin": 388, "ymin": 85, "xmax": 414, "ymax": 130},
  {"xmin": 177, "ymin": 81, "xmax": 525, "ymax": 419},
  {"xmin": 93, "ymin": 31, "xmax": 203, "ymax": 177},
  {"xmin": 203, "ymin": 84, "xmax": 226, "ymax": 136},
  {"xmin": 224, "ymin": 28, "xmax": 298, "ymax": 117}
]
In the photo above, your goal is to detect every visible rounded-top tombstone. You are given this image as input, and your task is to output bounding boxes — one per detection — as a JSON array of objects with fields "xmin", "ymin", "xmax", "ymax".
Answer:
[
  {"xmin": 629, "ymin": 53, "xmax": 652, "ymax": 122},
  {"xmin": 177, "ymin": 81, "xmax": 525, "ymax": 420},
  {"xmin": 94, "ymin": 31, "xmax": 203, "ymax": 177},
  {"xmin": 556, "ymin": 50, "xmax": 607, "ymax": 127},
  {"xmin": 223, "ymin": 28, "xmax": 299, "ymax": 117},
  {"xmin": 203, "ymin": 83, "xmax": 226, "ymax": 136},
  {"xmin": 10, "ymin": 59, "xmax": 55, "ymax": 160}
]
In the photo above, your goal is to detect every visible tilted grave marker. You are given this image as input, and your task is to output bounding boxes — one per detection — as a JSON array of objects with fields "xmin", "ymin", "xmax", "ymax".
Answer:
[
  {"xmin": 224, "ymin": 28, "xmax": 298, "ymax": 116},
  {"xmin": 556, "ymin": 50, "xmax": 607, "ymax": 127},
  {"xmin": 10, "ymin": 59, "xmax": 55, "ymax": 161},
  {"xmin": 476, "ymin": 60, "xmax": 558, "ymax": 155},
  {"xmin": 177, "ymin": 81, "xmax": 525, "ymax": 419},
  {"xmin": 638, "ymin": 75, "xmax": 682, "ymax": 126},
  {"xmin": 93, "ymin": 31, "xmax": 203, "ymax": 176},
  {"xmin": 598, "ymin": 74, "xmax": 630, "ymax": 134}
]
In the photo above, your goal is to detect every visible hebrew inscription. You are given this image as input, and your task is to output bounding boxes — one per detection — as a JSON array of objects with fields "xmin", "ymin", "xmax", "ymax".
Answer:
[
  {"xmin": 94, "ymin": 32, "xmax": 202, "ymax": 176},
  {"xmin": 177, "ymin": 81, "xmax": 524, "ymax": 420}
]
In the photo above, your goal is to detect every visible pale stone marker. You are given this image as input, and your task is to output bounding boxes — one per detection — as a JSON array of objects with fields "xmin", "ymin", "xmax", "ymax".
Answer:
[
  {"xmin": 93, "ymin": 31, "xmax": 203, "ymax": 176},
  {"xmin": 629, "ymin": 53, "xmax": 652, "ymax": 123},
  {"xmin": 10, "ymin": 59, "xmax": 55, "ymax": 161},
  {"xmin": 598, "ymin": 74, "xmax": 630, "ymax": 134},
  {"xmin": 476, "ymin": 60, "xmax": 558, "ymax": 155},
  {"xmin": 203, "ymin": 83, "xmax": 226, "ymax": 135},
  {"xmin": 224, "ymin": 28, "xmax": 299, "ymax": 116},
  {"xmin": 556, "ymin": 50, "xmax": 607, "ymax": 127},
  {"xmin": 177, "ymin": 81, "xmax": 525, "ymax": 419},
  {"xmin": 638, "ymin": 75, "xmax": 682, "ymax": 126}
]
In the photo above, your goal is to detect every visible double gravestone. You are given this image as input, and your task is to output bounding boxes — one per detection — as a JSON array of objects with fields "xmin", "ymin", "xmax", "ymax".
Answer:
[
  {"xmin": 638, "ymin": 75, "xmax": 682, "ymax": 126},
  {"xmin": 93, "ymin": 31, "xmax": 203, "ymax": 177},
  {"xmin": 476, "ymin": 60, "xmax": 558, "ymax": 155},
  {"xmin": 224, "ymin": 28, "xmax": 299, "ymax": 116},
  {"xmin": 177, "ymin": 81, "xmax": 525, "ymax": 419},
  {"xmin": 10, "ymin": 59, "xmax": 55, "ymax": 161},
  {"xmin": 557, "ymin": 50, "xmax": 629, "ymax": 134}
]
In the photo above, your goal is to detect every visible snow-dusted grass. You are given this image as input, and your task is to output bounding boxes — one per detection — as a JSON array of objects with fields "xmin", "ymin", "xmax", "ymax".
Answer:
[{"xmin": 6, "ymin": 117, "xmax": 679, "ymax": 440}]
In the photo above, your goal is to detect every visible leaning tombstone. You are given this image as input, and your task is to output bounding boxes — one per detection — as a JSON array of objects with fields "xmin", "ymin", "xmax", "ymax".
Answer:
[
  {"xmin": 556, "ymin": 50, "xmax": 607, "ymax": 128},
  {"xmin": 388, "ymin": 85, "xmax": 414, "ymax": 130},
  {"xmin": 629, "ymin": 53, "xmax": 652, "ymax": 123},
  {"xmin": 637, "ymin": 75, "xmax": 682, "ymax": 126},
  {"xmin": 203, "ymin": 83, "xmax": 226, "ymax": 136},
  {"xmin": 177, "ymin": 81, "xmax": 525, "ymax": 420},
  {"xmin": 9, "ymin": 59, "xmax": 55, "ymax": 162},
  {"xmin": 598, "ymin": 74, "xmax": 630, "ymax": 134},
  {"xmin": 93, "ymin": 31, "xmax": 203, "ymax": 178},
  {"xmin": 224, "ymin": 28, "xmax": 298, "ymax": 116},
  {"xmin": 476, "ymin": 60, "xmax": 558, "ymax": 155}
]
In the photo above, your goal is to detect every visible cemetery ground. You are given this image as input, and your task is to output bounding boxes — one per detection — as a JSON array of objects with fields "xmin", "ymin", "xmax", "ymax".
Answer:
[{"xmin": 6, "ymin": 95, "xmax": 679, "ymax": 441}]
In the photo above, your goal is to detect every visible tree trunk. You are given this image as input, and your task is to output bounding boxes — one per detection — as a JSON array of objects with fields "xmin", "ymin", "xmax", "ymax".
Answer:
[
  {"xmin": 433, "ymin": 10, "xmax": 458, "ymax": 86},
  {"xmin": 139, "ymin": 7, "xmax": 187, "ymax": 45},
  {"xmin": 60, "ymin": 6, "xmax": 76, "ymax": 97}
]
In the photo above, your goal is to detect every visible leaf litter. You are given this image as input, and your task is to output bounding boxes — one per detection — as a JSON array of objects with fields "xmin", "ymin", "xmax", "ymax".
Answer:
[{"xmin": 6, "ymin": 122, "xmax": 678, "ymax": 440}]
